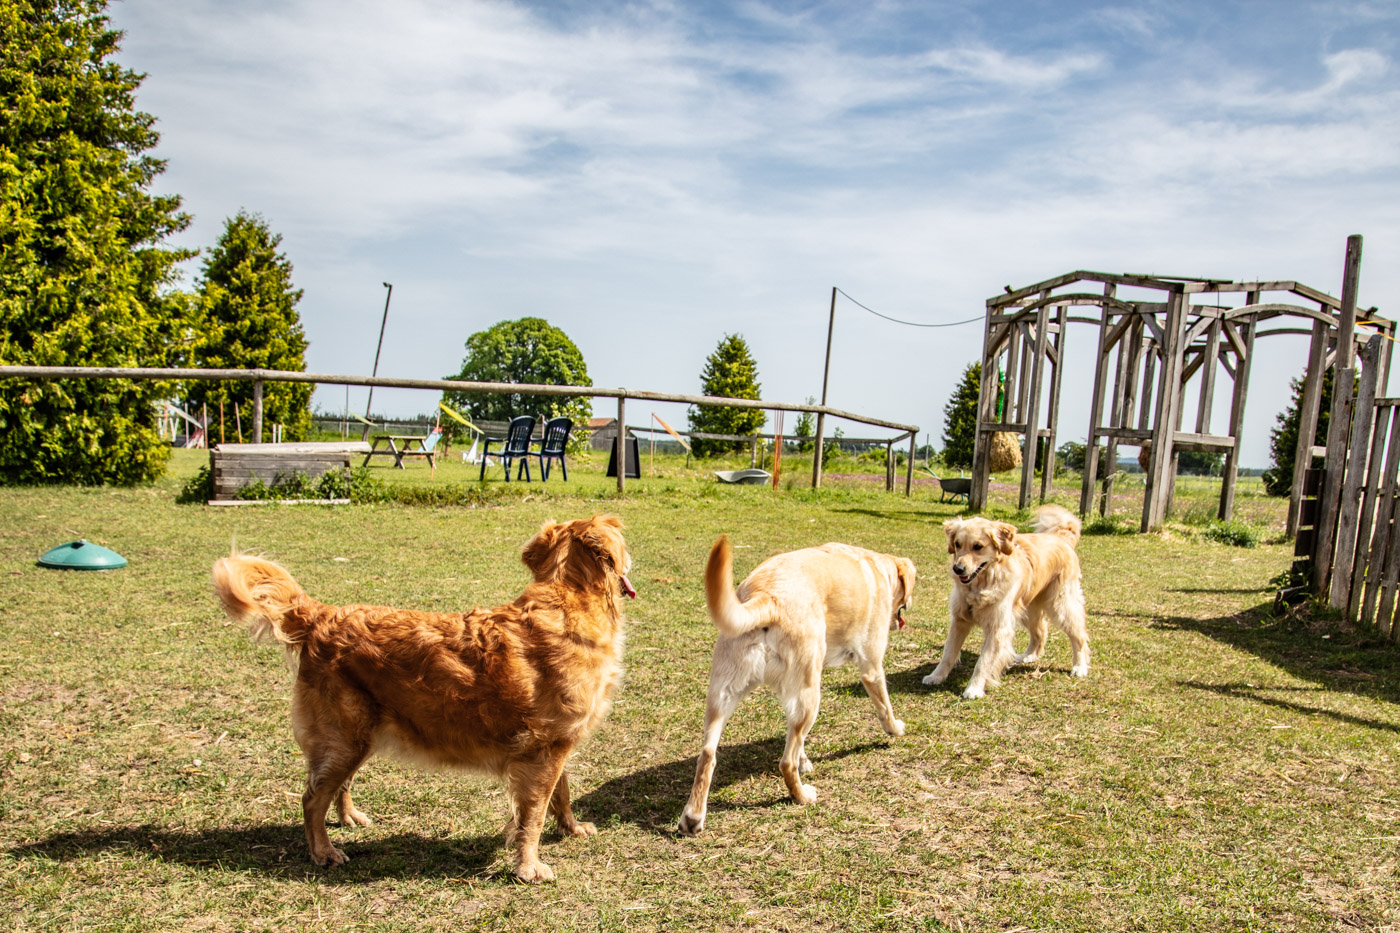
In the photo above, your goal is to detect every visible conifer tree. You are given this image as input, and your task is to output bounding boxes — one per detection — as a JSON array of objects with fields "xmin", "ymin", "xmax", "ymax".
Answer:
[
  {"xmin": 1261, "ymin": 369, "xmax": 1334, "ymax": 496},
  {"xmin": 942, "ymin": 362, "xmax": 981, "ymax": 469},
  {"xmin": 186, "ymin": 212, "xmax": 312, "ymax": 440},
  {"xmin": 688, "ymin": 334, "xmax": 766, "ymax": 457},
  {"xmin": 0, "ymin": 0, "xmax": 195, "ymax": 483}
]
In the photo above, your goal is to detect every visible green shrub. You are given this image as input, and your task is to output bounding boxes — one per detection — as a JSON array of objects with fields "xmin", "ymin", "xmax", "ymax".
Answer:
[{"xmin": 1200, "ymin": 519, "xmax": 1260, "ymax": 548}]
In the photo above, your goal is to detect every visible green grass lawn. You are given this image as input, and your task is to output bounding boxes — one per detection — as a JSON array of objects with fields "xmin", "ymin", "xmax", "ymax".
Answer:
[{"xmin": 2, "ymin": 450, "xmax": 1397, "ymax": 931}]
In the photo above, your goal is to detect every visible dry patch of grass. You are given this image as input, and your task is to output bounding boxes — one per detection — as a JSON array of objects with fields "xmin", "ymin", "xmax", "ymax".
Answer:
[{"xmin": 1, "ymin": 452, "xmax": 1396, "ymax": 931}]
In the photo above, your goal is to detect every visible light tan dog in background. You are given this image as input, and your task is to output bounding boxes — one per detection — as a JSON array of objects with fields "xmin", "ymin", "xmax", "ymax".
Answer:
[
  {"xmin": 211, "ymin": 515, "xmax": 635, "ymax": 883},
  {"xmin": 923, "ymin": 504, "xmax": 1089, "ymax": 699},
  {"xmin": 678, "ymin": 537, "xmax": 916, "ymax": 836}
]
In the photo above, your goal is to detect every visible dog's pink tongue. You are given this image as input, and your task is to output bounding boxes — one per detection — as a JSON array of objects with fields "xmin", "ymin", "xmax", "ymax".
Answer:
[
  {"xmin": 620, "ymin": 575, "xmax": 637, "ymax": 599},
  {"xmin": 897, "ymin": 609, "xmax": 907, "ymax": 630}
]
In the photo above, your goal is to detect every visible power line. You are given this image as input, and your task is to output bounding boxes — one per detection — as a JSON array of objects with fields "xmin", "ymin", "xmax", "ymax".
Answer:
[{"xmin": 836, "ymin": 287, "xmax": 982, "ymax": 328}]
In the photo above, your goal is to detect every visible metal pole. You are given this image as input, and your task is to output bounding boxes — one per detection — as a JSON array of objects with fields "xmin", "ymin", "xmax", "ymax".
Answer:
[
  {"xmin": 812, "ymin": 286, "xmax": 837, "ymax": 488},
  {"xmin": 362, "ymin": 282, "xmax": 393, "ymax": 440}
]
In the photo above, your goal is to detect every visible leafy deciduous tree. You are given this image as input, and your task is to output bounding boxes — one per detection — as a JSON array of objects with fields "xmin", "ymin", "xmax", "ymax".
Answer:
[
  {"xmin": 0, "ymin": 0, "xmax": 195, "ymax": 484},
  {"xmin": 185, "ymin": 211, "xmax": 311, "ymax": 440},
  {"xmin": 441, "ymin": 318, "xmax": 592, "ymax": 445},
  {"xmin": 688, "ymin": 334, "xmax": 766, "ymax": 457}
]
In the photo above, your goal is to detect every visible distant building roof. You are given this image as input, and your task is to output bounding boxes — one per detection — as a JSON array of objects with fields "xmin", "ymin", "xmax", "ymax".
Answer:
[{"xmin": 588, "ymin": 417, "xmax": 613, "ymax": 428}]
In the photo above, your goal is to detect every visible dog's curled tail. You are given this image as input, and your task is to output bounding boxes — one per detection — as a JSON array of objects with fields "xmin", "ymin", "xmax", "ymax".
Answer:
[
  {"xmin": 705, "ymin": 535, "xmax": 778, "ymax": 637},
  {"xmin": 212, "ymin": 553, "xmax": 314, "ymax": 649},
  {"xmin": 1033, "ymin": 504, "xmax": 1082, "ymax": 546}
]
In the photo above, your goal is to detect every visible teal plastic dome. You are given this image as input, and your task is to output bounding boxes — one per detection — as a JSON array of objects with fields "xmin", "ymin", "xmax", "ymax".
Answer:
[{"xmin": 39, "ymin": 540, "xmax": 127, "ymax": 571}]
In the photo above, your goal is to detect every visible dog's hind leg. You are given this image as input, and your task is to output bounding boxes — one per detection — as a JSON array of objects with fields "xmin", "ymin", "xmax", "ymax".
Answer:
[
  {"xmin": 778, "ymin": 679, "xmax": 821, "ymax": 805},
  {"xmin": 548, "ymin": 768, "xmax": 596, "ymax": 838},
  {"xmin": 923, "ymin": 612, "xmax": 974, "ymax": 686},
  {"xmin": 1057, "ymin": 578, "xmax": 1091, "ymax": 677},
  {"xmin": 678, "ymin": 653, "xmax": 760, "ymax": 836},
  {"xmin": 857, "ymin": 657, "xmax": 905, "ymax": 737},
  {"xmin": 1015, "ymin": 602, "xmax": 1048, "ymax": 665}
]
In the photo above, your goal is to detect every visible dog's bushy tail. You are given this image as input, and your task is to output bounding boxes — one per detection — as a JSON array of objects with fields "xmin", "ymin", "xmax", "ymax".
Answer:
[
  {"xmin": 1032, "ymin": 504, "xmax": 1082, "ymax": 546},
  {"xmin": 705, "ymin": 536, "xmax": 779, "ymax": 638},
  {"xmin": 212, "ymin": 553, "xmax": 315, "ymax": 650}
]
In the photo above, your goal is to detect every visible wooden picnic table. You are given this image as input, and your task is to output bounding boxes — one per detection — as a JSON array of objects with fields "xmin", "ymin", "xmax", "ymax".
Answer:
[{"xmin": 363, "ymin": 433, "xmax": 441, "ymax": 469}]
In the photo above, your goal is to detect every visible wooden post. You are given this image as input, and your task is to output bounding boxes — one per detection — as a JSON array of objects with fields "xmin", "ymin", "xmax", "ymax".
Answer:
[
  {"xmin": 812, "ymin": 287, "xmax": 837, "ymax": 489},
  {"xmin": 970, "ymin": 299, "xmax": 1000, "ymax": 510},
  {"xmin": 1104, "ymin": 316, "xmax": 1142, "ymax": 516},
  {"xmin": 1019, "ymin": 301, "xmax": 1050, "ymax": 509},
  {"xmin": 1218, "ymin": 313, "xmax": 1255, "ymax": 521},
  {"xmin": 1287, "ymin": 319, "xmax": 1330, "ymax": 537},
  {"xmin": 1080, "ymin": 297, "xmax": 1115, "ymax": 516},
  {"xmin": 252, "ymin": 379, "xmax": 264, "ymax": 444},
  {"xmin": 1360, "ymin": 403, "xmax": 1400, "ymax": 630},
  {"xmin": 1142, "ymin": 289, "xmax": 1186, "ymax": 531},
  {"xmin": 905, "ymin": 432, "xmax": 916, "ymax": 496},
  {"xmin": 616, "ymin": 395, "xmax": 626, "ymax": 494},
  {"xmin": 885, "ymin": 440, "xmax": 894, "ymax": 492},
  {"xmin": 1315, "ymin": 235, "xmax": 1364, "ymax": 596},
  {"xmin": 1330, "ymin": 333, "xmax": 1382, "ymax": 611},
  {"xmin": 1348, "ymin": 367, "xmax": 1391, "ymax": 623},
  {"xmin": 1040, "ymin": 305, "xmax": 1066, "ymax": 503}
]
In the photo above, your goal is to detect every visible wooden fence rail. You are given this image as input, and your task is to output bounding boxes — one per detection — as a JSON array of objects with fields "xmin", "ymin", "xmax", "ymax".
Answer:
[{"xmin": 0, "ymin": 365, "xmax": 920, "ymax": 496}]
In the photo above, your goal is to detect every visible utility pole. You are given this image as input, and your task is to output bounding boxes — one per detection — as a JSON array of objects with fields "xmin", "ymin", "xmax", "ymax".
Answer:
[
  {"xmin": 811, "ymin": 286, "xmax": 837, "ymax": 488},
  {"xmin": 362, "ymin": 282, "xmax": 393, "ymax": 440}
]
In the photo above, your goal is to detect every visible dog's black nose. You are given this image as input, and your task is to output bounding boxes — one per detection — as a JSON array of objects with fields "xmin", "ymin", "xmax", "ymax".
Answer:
[{"xmin": 953, "ymin": 563, "xmax": 966, "ymax": 576}]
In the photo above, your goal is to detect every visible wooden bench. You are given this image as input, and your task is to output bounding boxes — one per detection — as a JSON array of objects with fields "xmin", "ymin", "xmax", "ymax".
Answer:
[{"xmin": 209, "ymin": 442, "xmax": 371, "ymax": 501}]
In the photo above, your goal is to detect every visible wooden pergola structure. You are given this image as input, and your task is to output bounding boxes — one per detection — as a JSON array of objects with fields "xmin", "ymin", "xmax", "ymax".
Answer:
[{"xmin": 969, "ymin": 261, "xmax": 1393, "ymax": 532}]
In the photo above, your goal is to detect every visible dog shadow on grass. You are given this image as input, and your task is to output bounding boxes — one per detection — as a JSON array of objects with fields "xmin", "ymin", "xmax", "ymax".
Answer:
[
  {"xmin": 1155, "ymin": 601, "xmax": 1400, "ymax": 710},
  {"xmin": 9, "ymin": 823, "xmax": 506, "ymax": 882},
  {"xmin": 574, "ymin": 737, "xmax": 888, "ymax": 836}
]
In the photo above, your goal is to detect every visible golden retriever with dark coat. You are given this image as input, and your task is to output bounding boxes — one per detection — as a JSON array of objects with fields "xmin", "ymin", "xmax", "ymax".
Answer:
[
  {"xmin": 678, "ymin": 536, "xmax": 916, "ymax": 836},
  {"xmin": 923, "ymin": 504, "xmax": 1088, "ymax": 698},
  {"xmin": 211, "ymin": 515, "xmax": 634, "ymax": 883}
]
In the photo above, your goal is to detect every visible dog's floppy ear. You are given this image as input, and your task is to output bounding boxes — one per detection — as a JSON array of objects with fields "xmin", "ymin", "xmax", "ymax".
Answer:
[
  {"xmin": 575, "ymin": 514, "xmax": 625, "ymax": 566},
  {"xmin": 943, "ymin": 520, "xmax": 961, "ymax": 555},
  {"xmin": 993, "ymin": 521, "xmax": 1017, "ymax": 555},
  {"xmin": 521, "ymin": 521, "xmax": 564, "ymax": 579},
  {"xmin": 894, "ymin": 557, "xmax": 917, "ymax": 608}
]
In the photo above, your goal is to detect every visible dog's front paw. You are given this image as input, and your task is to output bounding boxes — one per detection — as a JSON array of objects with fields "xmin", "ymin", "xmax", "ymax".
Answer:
[
  {"xmin": 339, "ymin": 807, "xmax": 372, "ymax": 828},
  {"xmin": 886, "ymin": 719, "xmax": 906, "ymax": 737},
  {"xmin": 561, "ymin": 820, "xmax": 596, "ymax": 838},
  {"xmin": 514, "ymin": 859, "xmax": 556, "ymax": 883},
  {"xmin": 922, "ymin": 668, "xmax": 949, "ymax": 686},
  {"xmin": 793, "ymin": 784, "xmax": 818, "ymax": 805},
  {"xmin": 1013, "ymin": 652, "xmax": 1040, "ymax": 665},
  {"xmin": 310, "ymin": 844, "xmax": 349, "ymax": 868},
  {"xmin": 799, "ymin": 754, "xmax": 814, "ymax": 775},
  {"xmin": 1071, "ymin": 663, "xmax": 1090, "ymax": 677},
  {"xmin": 677, "ymin": 811, "xmax": 705, "ymax": 836},
  {"xmin": 960, "ymin": 683, "xmax": 986, "ymax": 700}
]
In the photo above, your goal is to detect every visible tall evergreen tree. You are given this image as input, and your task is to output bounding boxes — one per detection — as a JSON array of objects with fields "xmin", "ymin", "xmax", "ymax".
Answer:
[
  {"xmin": 0, "ymin": 0, "xmax": 195, "ymax": 484},
  {"xmin": 942, "ymin": 362, "xmax": 981, "ymax": 469},
  {"xmin": 441, "ymin": 317, "xmax": 592, "ymax": 444},
  {"xmin": 688, "ymin": 334, "xmax": 766, "ymax": 457},
  {"xmin": 1261, "ymin": 368, "xmax": 1335, "ymax": 496},
  {"xmin": 186, "ymin": 212, "xmax": 312, "ymax": 440}
]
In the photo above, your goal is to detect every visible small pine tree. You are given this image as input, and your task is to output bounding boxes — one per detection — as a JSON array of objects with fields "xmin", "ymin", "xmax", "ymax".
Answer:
[
  {"xmin": 793, "ymin": 397, "xmax": 815, "ymax": 452},
  {"xmin": 688, "ymin": 334, "xmax": 766, "ymax": 457},
  {"xmin": 942, "ymin": 362, "xmax": 981, "ymax": 469},
  {"xmin": 185, "ymin": 212, "xmax": 312, "ymax": 439},
  {"xmin": 1261, "ymin": 368, "xmax": 1335, "ymax": 496}
]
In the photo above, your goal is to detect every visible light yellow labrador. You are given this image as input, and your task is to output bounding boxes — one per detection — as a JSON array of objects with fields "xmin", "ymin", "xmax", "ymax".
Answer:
[{"xmin": 678, "ymin": 536, "xmax": 916, "ymax": 836}]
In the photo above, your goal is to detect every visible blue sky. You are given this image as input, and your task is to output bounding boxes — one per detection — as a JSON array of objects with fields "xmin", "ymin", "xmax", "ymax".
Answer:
[{"xmin": 108, "ymin": 0, "xmax": 1400, "ymax": 466}]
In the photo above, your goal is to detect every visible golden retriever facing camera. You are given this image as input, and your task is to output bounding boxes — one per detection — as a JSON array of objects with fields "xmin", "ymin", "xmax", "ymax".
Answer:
[
  {"xmin": 678, "ymin": 536, "xmax": 916, "ymax": 836},
  {"xmin": 210, "ymin": 515, "xmax": 634, "ymax": 883},
  {"xmin": 923, "ymin": 504, "xmax": 1088, "ymax": 699}
]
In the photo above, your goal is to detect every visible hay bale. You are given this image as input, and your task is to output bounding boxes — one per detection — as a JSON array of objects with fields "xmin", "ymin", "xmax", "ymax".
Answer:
[
  {"xmin": 988, "ymin": 432, "xmax": 1023, "ymax": 473},
  {"xmin": 1137, "ymin": 444, "xmax": 1150, "ymax": 472}
]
